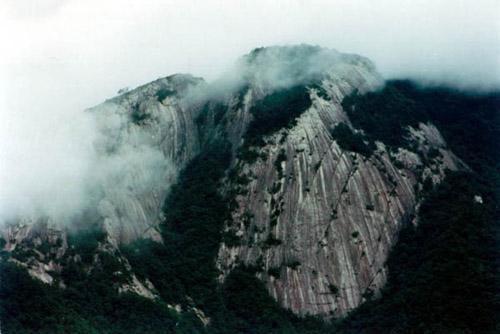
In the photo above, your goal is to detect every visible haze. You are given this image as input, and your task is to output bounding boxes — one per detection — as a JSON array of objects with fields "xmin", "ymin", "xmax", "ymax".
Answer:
[{"xmin": 0, "ymin": 0, "xmax": 499, "ymax": 221}]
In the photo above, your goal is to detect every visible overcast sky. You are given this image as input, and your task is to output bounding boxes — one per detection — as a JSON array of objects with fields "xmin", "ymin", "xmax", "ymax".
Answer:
[
  {"xmin": 1, "ymin": 0, "xmax": 499, "ymax": 106},
  {"xmin": 0, "ymin": 0, "xmax": 499, "ymax": 220}
]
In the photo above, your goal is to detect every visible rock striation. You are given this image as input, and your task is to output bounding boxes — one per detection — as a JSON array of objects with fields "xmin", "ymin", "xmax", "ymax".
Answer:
[{"xmin": 0, "ymin": 45, "xmax": 465, "ymax": 319}]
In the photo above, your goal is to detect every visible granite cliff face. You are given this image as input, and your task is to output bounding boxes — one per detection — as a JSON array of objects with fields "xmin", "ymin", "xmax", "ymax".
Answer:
[
  {"xmin": 0, "ymin": 45, "xmax": 465, "ymax": 320},
  {"xmin": 86, "ymin": 74, "xmax": 204, "ymax": 244},
  {"xmin": 216, "ymin": 89, "xmax": 462, "ymax": 318},
  {"xmin": 213, "ymin": 47, "xmax": 463, "ymax": 317},
  {"xmin": 1, "ymin": 73, "xmax": 205, "ymax": 297}
]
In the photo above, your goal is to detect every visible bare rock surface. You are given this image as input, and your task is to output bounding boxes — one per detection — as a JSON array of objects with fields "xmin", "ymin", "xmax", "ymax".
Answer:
[
  {"xmin": 0, "ymin": 74, "xmax": 204, "ymax": 296},
  {"xmin": 216, "ymin": 58, "xmax": 463, "ymax": 317},
  {"xmin": 87, "ymin": 74, "xmax": 204, "ymax": 244}
]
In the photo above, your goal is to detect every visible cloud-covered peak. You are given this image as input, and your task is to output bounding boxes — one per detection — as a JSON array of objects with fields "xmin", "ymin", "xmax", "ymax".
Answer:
[{"xmin": 234, "ymin": 44, "xmax": 376, "ymax": 91}]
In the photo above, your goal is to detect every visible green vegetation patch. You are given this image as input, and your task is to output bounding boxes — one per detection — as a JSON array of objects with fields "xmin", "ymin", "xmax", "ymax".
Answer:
[
  {"xmin": 330, "ymin": 123, "xmax": 375, "ymax": 157},
  {"xmin": 155, "ymin": 87, "xmax": 175, "ymax": 102},
  {"xmin": 239, "ymin": 85, "xmax": 312, "ymax": 163},
  {"xmin": 67, "ymin": 227, "xmax": 106, "ymax": 264},
  {"xmin": 130, "ymin": 103, "xmax": 149, "ymax": 124},
  {"xmin": 342, "ymin": 82, "xmax": 423, "ymax": 148}
]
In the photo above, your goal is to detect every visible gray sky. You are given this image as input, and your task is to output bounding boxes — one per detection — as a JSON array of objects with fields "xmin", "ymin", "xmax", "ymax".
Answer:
[
  {"xmin": 1, "ymin": 0, "xmax": 499, "ymax": 104},
  {"xmin": 0, "ymin": 0, "xmax": 499, "ymax": 220}
]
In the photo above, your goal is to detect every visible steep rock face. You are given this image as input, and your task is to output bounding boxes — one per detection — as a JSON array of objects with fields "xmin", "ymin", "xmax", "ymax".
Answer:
[
  {"xmin": 216, "ymin": 52, "xmax": 463, "ymax": 318},
  {"xmin": 87, "ymin": 74, "xmax": 204, "ymax": 244},
  {"xmin": 0, "ymin": 74, "xmax": 204, "ymax": 292},
  {"xmin": 0, "ymin": 45, "xmax": 466, "ymax": 321}
]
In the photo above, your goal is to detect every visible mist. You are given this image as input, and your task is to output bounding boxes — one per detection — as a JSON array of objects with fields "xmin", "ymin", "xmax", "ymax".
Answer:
[{"xmin": 0, "ymin": 0, "xmax": 498, "ymax": 223}]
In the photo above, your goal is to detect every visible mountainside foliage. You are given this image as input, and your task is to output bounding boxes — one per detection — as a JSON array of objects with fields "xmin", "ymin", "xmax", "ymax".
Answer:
[
  {"xmin": 329, "ymin": 122, "xmax": 375, "ymax": 157},
  {"xmin": 239, "ymin": 85, "xmax": 312, "ymax": 162},
  {"xmin": 336, "ymin": 171, "xmax": 498, "ymax": 333},
  {"xmin": 337, "ymin": 81, "xmax": 499, "ymax": 334}
]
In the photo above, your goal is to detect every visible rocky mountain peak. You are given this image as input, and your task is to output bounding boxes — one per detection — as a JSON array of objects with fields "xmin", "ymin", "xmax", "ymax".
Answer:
[{"xmin": 2, "ymin": 45, "xmax": 487, "ymax": 331}]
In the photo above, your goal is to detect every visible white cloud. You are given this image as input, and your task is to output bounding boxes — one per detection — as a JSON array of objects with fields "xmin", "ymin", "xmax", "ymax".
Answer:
[{"xmin": 0, "ymin": 0, "xmax": 498, "ymax": 221}]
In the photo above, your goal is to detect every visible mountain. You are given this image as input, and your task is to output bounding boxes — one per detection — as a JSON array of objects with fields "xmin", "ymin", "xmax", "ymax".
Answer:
[{"xmin": 1, "ymin": 45, "xmax": 498, "ymax": 333}]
